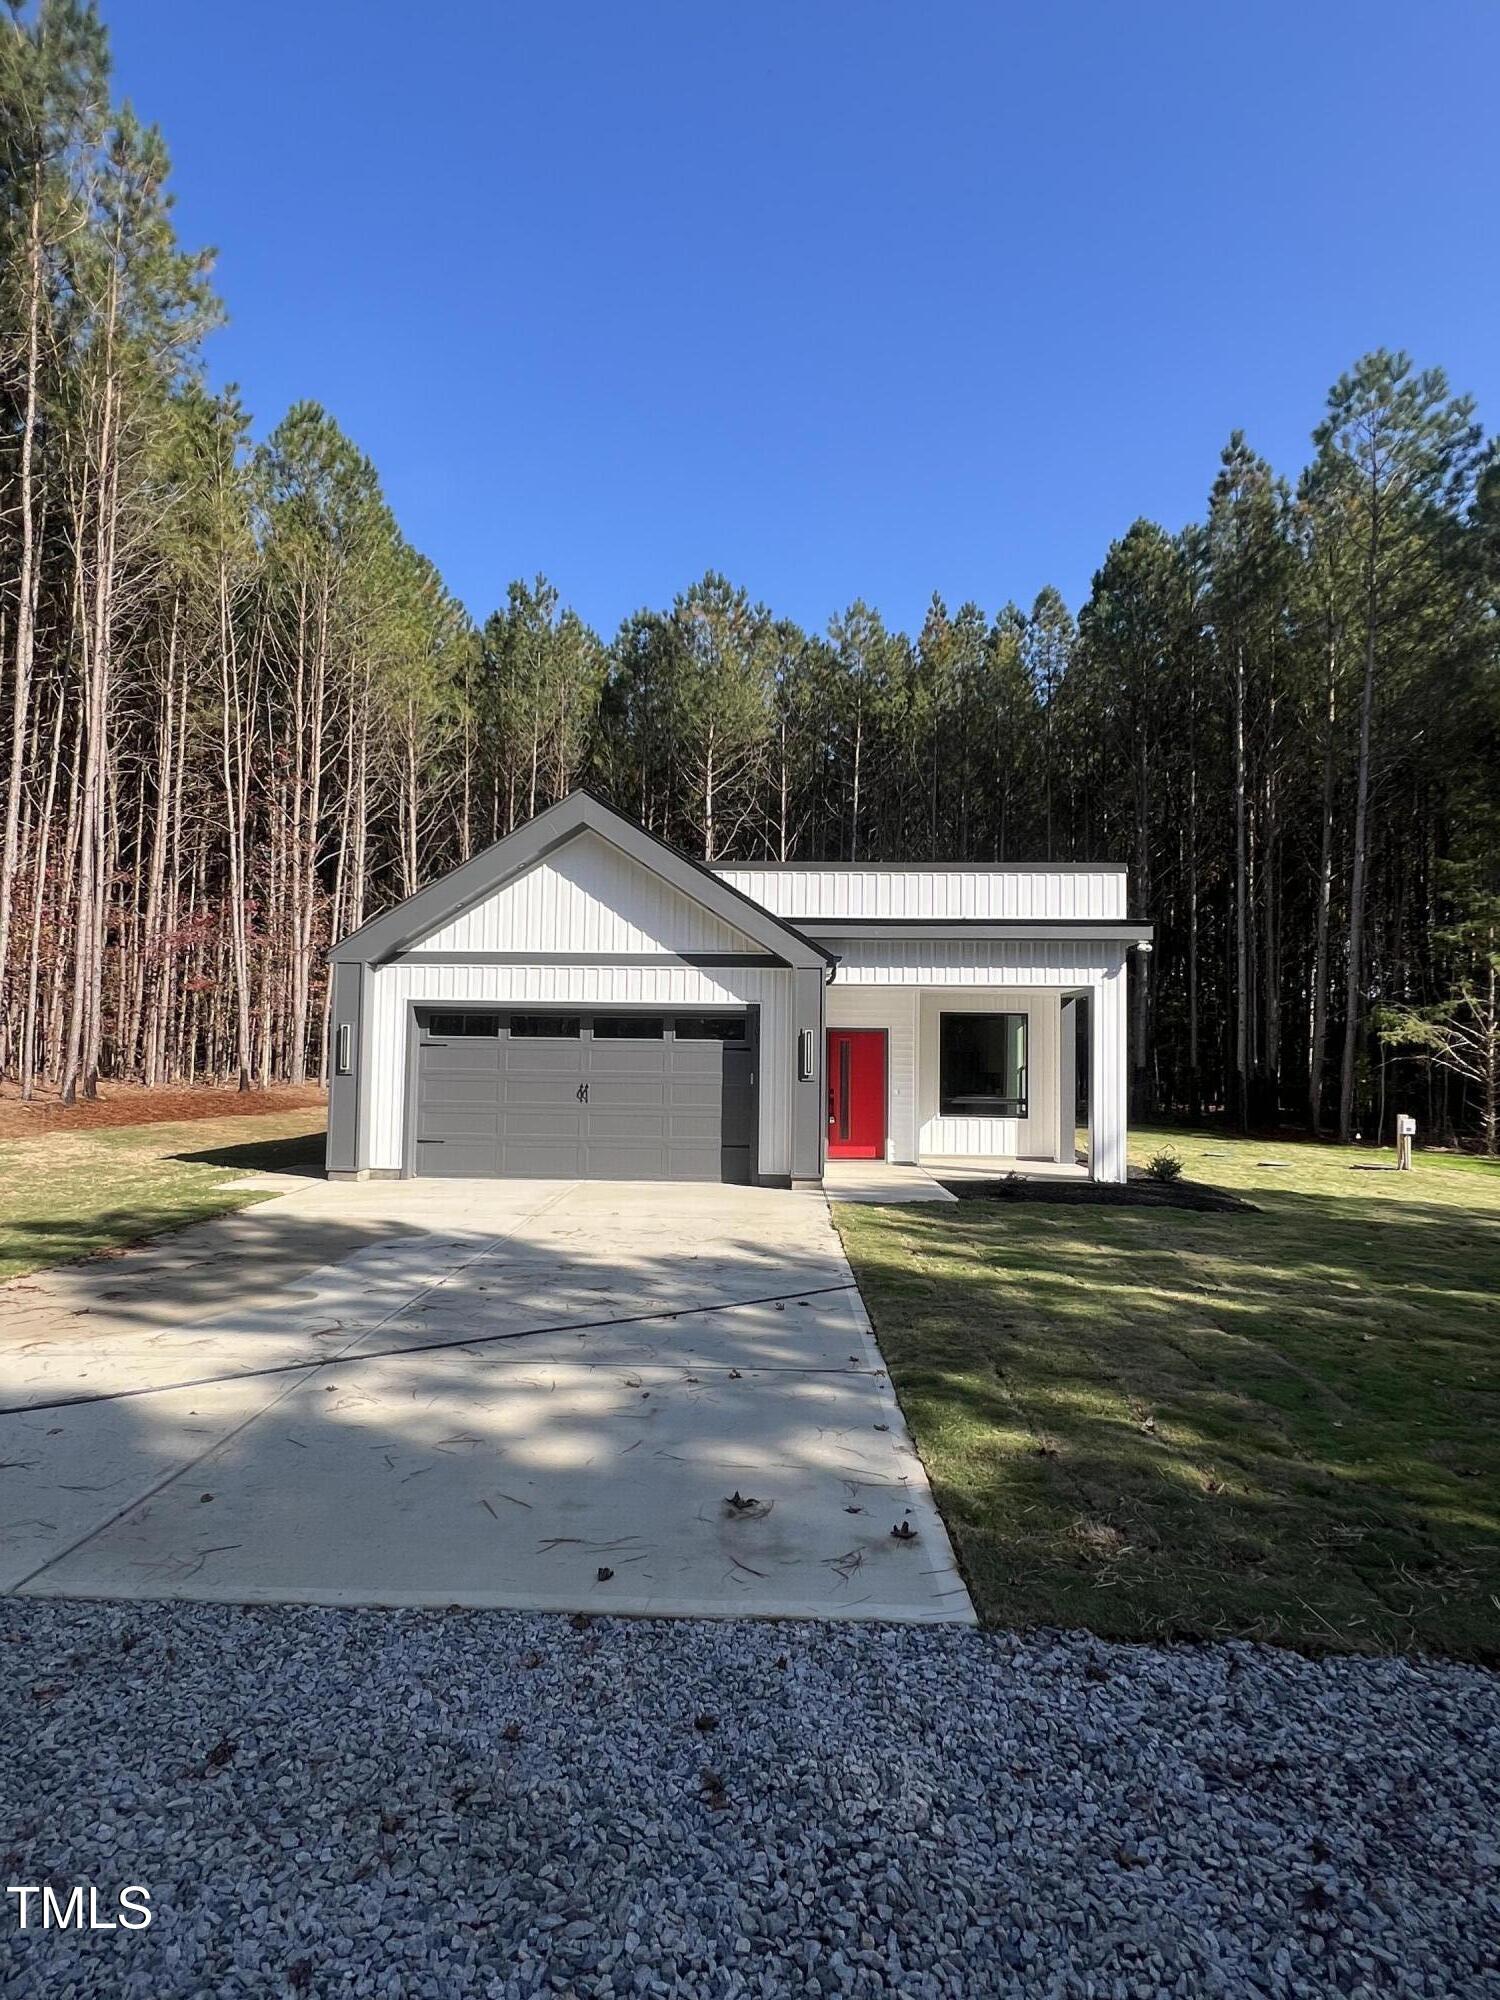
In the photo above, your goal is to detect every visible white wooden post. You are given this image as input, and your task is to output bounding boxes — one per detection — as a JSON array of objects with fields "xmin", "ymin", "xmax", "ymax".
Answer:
[
  {"xmin": 1058, "ymin": 996, "xmax": 1079, "ymax": 1165},
  {"xmin": 1089, "ymin": 962, "xmax": 1129, "ymax": 1183}
]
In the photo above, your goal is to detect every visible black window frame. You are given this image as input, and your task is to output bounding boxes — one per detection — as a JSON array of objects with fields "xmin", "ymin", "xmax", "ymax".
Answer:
[
  {"xmin": 507, "ymin": 1013, "xmax": 581, "ymax": 1039},
  {"xmin": 591, "ymin": 1014, "xmax": 664, "ymax": 1039},
  {"xmin": 425, "ymin": 1011, "xmax": 500, "ymax": 1039},
  {"xmin": 938, "ymin": 1011, "xmax": 1028, "ymax": 1118},
  {"xmin": 672, "ymin": 1014, "xmax": 750, "ymax": 1043}
]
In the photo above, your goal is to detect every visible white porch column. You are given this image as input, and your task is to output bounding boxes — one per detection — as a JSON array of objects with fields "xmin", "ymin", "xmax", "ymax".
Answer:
[
  {"xmin": 1088, "ymin": 961, "xmax": 1129, "ymax": 1183},
  {"xmin": 1058, "ymin": 996, "xmax": 1079, "ymax": 1165}
]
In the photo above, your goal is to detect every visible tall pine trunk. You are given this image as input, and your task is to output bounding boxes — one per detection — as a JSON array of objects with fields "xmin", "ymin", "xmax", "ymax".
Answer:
[
  {"xmin": 1338, "ymin": 599, "xmax": 1379, "ymax": 1141},
  {"xmin": 0, "ymin": 191, "xmax": 44, "ymax": 1063},
  {"xmin": 1308, "ymin": 631, "xmax": 1339, "ymax": 1131}
]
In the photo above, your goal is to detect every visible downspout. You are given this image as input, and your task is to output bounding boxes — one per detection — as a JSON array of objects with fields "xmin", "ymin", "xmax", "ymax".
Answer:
[{"xmin": 821, "ymin": 957, "xmax": 838, "ymax": 1179}]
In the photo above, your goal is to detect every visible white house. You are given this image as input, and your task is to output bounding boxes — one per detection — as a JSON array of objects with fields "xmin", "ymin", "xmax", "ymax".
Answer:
[{"xmin": 326, "ymin": 791, "xmax": 1151, "ymax": 1187}]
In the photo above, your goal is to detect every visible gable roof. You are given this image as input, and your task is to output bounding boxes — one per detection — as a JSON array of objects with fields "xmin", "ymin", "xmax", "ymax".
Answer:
[{"xmin": 329, "ymin": 790, "xmax": 835, "ymax": 970}]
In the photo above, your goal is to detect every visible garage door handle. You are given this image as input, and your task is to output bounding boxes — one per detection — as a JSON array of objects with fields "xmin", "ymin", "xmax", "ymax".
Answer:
[{"xmin": 576, "ymin": 1083, "xmax": 589, "ymax": 1104}]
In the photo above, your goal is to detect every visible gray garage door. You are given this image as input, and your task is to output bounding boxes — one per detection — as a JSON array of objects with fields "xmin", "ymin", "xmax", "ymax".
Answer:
[{"xmin": 412, "ymin": 1009, "xmax": 756, "ymax": 1183}]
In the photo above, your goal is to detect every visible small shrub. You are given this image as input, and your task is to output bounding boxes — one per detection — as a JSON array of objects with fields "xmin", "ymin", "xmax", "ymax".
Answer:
[{"xmin": 1145, "ymin": 1148, "xmax": 1185, "ymax": 1184}]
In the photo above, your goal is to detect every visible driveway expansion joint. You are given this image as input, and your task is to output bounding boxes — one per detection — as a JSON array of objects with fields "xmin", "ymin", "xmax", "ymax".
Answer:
[{"xmin": 1, "ymin": 1180, "xmax": 974, "ymax": 1624}]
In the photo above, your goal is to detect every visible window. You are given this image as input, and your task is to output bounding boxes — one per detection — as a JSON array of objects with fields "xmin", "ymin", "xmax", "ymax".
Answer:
[
  {"xmin": 508, "ymin": 1014, "xmax": 580, "ymax": 1038},
  {"xmin": 939, "ymin": 1012, "xmax": 1027, "ymax": 1117},
  {"xmin": 426, "ymin": 1012, "xmax": 499, "ymax": 1038},
  {"xmin": 592, "ymin": 1015, "xmax": 663, "ymax": 1039},
  {"xmin": 673, "ymin": 1015, "xmax": 748, "ymax": 1042}
]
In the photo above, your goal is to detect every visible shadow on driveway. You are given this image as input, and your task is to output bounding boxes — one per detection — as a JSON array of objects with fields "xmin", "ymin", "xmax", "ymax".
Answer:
[{"xmin": 0, "ymin": 1182, "xmax": 974, "ymax": 1626}]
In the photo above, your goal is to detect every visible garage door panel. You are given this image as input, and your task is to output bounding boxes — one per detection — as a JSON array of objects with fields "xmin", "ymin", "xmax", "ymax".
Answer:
[
  {"xmin": 666, "ymin": 1112, "xmax": 722, "ymax": 1141},
  {"xmin": 504, "ymin": 1041, "xmax": 583, "ymax": 1072},
  {"xmin": 667, "ymin": 1044, "xmax": 720, "ymax": 1070},
  {"xmin": 420, "ymin": 1073, "xmax": 499, "ymax": 1099},
  {"xmin": 655, "ymin": 1148, "xmax": 721, "ymax": 1179},
  {"xmin": 418, "ymin": 1107, "xmax": 501, "ymax": 1142},
  {"xmin": 503, "ymin": 1078, "xmax": 587, "ymax": 1112},
  {"xmin": 589, "ymin": 1080, "xmax": 668, "ymax": 1110},
  {"xmin": 421, "ymin": 1042, "xmax": 501, "ymax": 1072},
  {"xmin": 582, "ymin": 1141, "xmax": 668, "ymax": 1178},
  {"xmin": 584, "ymin": 1108, "xmax": 662, "ymax": 1136},
  {"xmin": 498, "ymin": 1140, "xmax": 581, "ymax": 1175},
  {"xmin": 498, "ymin": 1108, "xmax": 583, "ymax": 1140},
  {"xmin": 586, "ymin": 1042, "xmax": 668, "ymax": 1073},
  {"xmin": 416, "ymin": 1140, "xmax": 503, "ymax": 1176},
  {"xmin": 413, "ymin": 1010, "xmax": 753, "ymax": 1182},
  {"xmin": 667, "ymin": 1078, "xmax": 719, "ymax": 1105},
  {"xmin": 419, "ymin": 1077, "xmax": 500, "ymax": 1112}
]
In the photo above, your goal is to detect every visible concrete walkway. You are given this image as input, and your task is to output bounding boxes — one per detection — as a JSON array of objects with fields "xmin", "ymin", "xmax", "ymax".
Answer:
[
  {"xmin": 822, "ymin": 1160, "xmax": 958, "ymax": 1204},
  {"xmin": 0, "ymin": 1180, "xmax": 973, "ymax": 1624},
  {"xmin": 823, "ymin": 1158, "xmax": 1091, "ymax": 1204}
]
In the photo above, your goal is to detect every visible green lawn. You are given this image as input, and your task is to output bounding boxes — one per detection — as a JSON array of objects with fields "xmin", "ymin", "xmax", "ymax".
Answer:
[
  {"xmin": 0, "ymin": 1110, "xmax": 328, "ymax": 1283},
  {"xmin": 835, "ymin": 1128, "xmax": 1500, "ymax": 1659}
]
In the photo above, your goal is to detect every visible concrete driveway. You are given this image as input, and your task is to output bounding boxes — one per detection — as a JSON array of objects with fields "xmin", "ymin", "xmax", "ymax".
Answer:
[{"xmin": 0, "ymin": 1179, "xmax": 973, "ymax": 1624}]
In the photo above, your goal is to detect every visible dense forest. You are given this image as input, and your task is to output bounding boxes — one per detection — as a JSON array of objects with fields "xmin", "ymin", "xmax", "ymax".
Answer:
[{"xmin": 2, "ymin": 3, "xmax": 1497, "ymax": 1146}]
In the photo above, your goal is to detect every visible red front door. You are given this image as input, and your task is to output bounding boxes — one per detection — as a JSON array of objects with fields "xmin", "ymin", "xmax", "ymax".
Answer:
[{"xmin": 827, "ymin": 1029, "xmax": 886, "ymax": 1159}]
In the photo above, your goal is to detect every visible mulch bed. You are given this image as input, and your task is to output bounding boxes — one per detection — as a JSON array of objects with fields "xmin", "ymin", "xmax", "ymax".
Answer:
[
  {"xmin": 937, "ymin": 1176, "xmax": 1254, "ymax": 1214},
  {"xmin": 0, "ymin": 1082, "xmax": 326, "ymax": 1140}
]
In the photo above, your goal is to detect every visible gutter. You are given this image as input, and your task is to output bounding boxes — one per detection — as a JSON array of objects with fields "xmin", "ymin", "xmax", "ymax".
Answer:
[{"xmin": 794, "ymin": 920, "xmax": 1155, "ymax": 944}]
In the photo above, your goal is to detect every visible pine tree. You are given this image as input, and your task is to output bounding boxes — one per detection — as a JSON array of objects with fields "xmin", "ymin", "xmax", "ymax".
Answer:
[{"xmin": 1304, "ymin": 353, "xmax": 1485, "ymax": 1140}]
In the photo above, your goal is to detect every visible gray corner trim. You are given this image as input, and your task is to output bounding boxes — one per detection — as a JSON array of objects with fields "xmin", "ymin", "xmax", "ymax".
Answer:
[
  {"xmin": 324, "ymin": 961, "xmax": 364, "ymax": 1175},
  {"xmin": 329, "ymin": 790, "xmax": 833, "ymax": 972},
  {"xmin": 818, "ymin": 964, "xmax": 828, "ymax": 1177},
  {"xmin": 354, "ymin": 963, "xmax": 375, "ymax": 1171},
  {"xmin": 788, "ymin": 963, "xmax": 826, "ymax": 1184},
  {"xmin": 391, "ymin": 949, "xmax": 785, "ymax": 969},
  {"xmin": 401, "ymin": 1000, "xmax": 422, "ymax": 1179},
  {"xmin": 800, "ymin": 920, "xmax": 1155, "ymax": 943}
]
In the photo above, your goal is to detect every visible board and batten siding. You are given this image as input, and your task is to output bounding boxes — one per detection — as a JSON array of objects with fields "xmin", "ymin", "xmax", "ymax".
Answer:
[
  {"xmin": 826, "ymin": 987, "xmax": 919, "ymax": 1161},
  {"xmin": 364, "ymin": 960, "xmax": 797, "ymax": 1176},
  {"xmin": 917, "ymin": 989, "xmax": 1062, "ymax": 1162},
  {"xmin": 825, "ymin": 936, "xmax": 1127, "ymax": 987},
  {"xmin": 422, "ymin": 831, "xmax": 761, "ymax": 956},
  {"xmin": 716, "ymin": 865, "xmax": 1125, "ymax": 922}
]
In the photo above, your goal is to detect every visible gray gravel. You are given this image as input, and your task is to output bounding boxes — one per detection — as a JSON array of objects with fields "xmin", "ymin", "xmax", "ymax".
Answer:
[{"xmin": 1, "ymin": 1603, "xmax": 1496, "ymax": 1999}]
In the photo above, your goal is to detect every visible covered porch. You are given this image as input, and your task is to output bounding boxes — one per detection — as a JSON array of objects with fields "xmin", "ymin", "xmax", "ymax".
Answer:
[{"xmin": 824, "ymin": 972, "xmax": 1129, "ymax": 1184}]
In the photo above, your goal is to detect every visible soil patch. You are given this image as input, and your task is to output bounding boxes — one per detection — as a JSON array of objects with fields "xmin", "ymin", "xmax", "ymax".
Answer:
[
  {"xmin": 937, "ymin": 1176, "xmax": 1253, "ymax": 1214},
  {"xmin": 0, "ymin": 1083, "xmax": 326, "ymax": 1141}
]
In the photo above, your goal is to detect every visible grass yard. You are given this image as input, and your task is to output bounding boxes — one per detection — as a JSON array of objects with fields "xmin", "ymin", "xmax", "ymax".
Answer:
[
  {"xmin": 0, "ymin": 1104, "xmax": 328, "ymax": 1283},
  {"xmin": 835, "ymin": 1128, "xmax": 1500, "ymax": 1659}
]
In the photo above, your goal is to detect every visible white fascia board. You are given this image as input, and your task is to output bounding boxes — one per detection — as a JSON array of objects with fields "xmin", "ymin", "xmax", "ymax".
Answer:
[{"xmin": 801, "ymin": 921, "xmax": 1154, "ymax": 943}]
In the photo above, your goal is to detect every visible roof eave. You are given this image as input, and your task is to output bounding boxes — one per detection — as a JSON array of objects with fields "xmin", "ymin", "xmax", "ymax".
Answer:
[{"xmin": 795, "ymin": 919, "xmax": 1155, "ymax": 943}]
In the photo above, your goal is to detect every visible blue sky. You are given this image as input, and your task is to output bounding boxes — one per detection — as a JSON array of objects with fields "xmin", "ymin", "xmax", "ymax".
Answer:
[{"xmin": 108, "ymin": 1, "xmax": 1498, "ymax": 636}]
